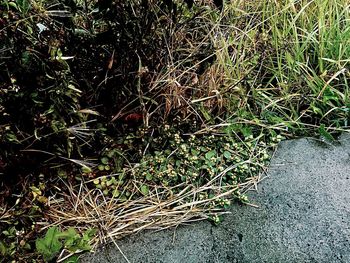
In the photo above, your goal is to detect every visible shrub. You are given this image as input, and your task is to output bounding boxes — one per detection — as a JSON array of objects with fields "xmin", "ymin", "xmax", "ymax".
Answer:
[{"xmin": 0, "ymin": 0, "xmax": 220, "ymax": 181}]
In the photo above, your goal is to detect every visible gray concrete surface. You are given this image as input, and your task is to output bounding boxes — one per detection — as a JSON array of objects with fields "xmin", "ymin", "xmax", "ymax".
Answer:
[{"xmin": 81, "ymin": 133, "xmax": 350, "ymax": 263}]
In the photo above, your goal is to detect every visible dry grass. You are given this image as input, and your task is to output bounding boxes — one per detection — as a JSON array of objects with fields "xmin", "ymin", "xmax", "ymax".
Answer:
[
  {"xmin": 0, "ymin": 205, "xmax": 13, "ymax": 224},
  {"xmin": 43, "ymin": 159, "xmax": 266, "ymax": 261},
  {"xmin": 37, "ymin": 6, "xmax": 275, "ymax": 258}
]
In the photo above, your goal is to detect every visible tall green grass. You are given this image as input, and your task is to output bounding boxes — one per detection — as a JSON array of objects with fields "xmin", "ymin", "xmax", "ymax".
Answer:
[{"xmin": 210, "ymin": 0, "xmax": 350, "ymax": 137}]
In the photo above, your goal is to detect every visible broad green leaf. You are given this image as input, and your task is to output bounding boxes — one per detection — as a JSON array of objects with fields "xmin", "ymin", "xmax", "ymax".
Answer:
[
  {"xmin": 205, "ymin": 150, "xmax": 216, "ymax": 160},
  {"xmin": 62, "ymin": 228, "xmax": 95, "ymax": 252},
  {"xmin": 101, "ymin": 157, "xmax": 109, "ymax": 165},
  {"xmin": 60, "ymin": 227, "xmax": 77, "ymax": 239},
  {"xmin": 223, "ymin": 151, "xmax": 231, "ymax": 159},
  {"xmin": 35, "ymin": 227, "xmax": 62, "ymax": 262},
  {"xmin": 78, "ymin": 229, "xmax": 97, "ymax": 251}
]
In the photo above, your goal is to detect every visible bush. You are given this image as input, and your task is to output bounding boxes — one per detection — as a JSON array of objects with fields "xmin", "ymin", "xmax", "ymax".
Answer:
[{"xmin": 0, "ymin": 0, "xmax": 219, "ymax": 181}]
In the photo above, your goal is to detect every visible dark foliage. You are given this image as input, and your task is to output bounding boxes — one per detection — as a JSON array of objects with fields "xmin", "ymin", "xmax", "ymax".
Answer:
[{"xmin": 0, "ymin": 0, "xmax": 218, "ymax": 183}]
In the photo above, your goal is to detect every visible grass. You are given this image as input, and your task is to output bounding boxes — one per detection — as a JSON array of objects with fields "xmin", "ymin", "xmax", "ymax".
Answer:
[
  {"xmin": 1, "ymin": 0, "xmax": 350, "ymax": 261},
  {"xmin": 61, "ymin": 0, "xmax": 349, "ymax": 257}
]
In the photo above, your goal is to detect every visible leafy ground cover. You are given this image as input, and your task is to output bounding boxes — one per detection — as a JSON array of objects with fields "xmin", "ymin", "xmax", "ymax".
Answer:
[{"xmin": 1, "ymin": 0, "xmax": 349, "ymax": 262}]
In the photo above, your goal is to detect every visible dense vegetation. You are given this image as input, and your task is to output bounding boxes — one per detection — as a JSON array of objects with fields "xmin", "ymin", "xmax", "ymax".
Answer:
[{"xmin": 1, "ymin": 0, "xmax": 349, "ymax": 261}]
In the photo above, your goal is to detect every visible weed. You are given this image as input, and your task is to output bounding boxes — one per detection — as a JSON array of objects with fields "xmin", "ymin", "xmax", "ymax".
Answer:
[{"xmin": 35, "ymin": 226, "xmax": 96, "ymax": 262}]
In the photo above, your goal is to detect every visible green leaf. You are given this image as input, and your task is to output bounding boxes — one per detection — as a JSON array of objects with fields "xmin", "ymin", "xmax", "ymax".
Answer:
[
  {"xmin": 106, "ymin": 179, "xmax": 113, "ymax": 186},
  {"xmin": 111, "ymin": 177, "xmax": 117, "ymax": 185},
  {"xmin": 112, "ymin": 189, "xmax": 120, "ymax": 197},
  {"xmin": 101, "ymin": 157, "xmax": 109, "ymax": 165},
  {"xmin": 62, "ymin": 229, "xmax": 81, "ymax": 252},
  {"xmin": 5, "ymin": 132, "xmax": 19, "ymax": 143},
  {"xmin": 205, "ymin": 150, "xmax": 216, "ymax": 160},
  {"xmin": 310, "ymin": 103, "xmax": 323, "ymax": 115},
  {"xmin": 223, "ymin": 151, "xmax": 231, "ymax": 159},
  {"xmin": 81, "ymin": 166, "xmax": 92, "ymax": 173},
  {"xmin": 8, "ymin": 2, "xmax": 18, "ymax": 10},
  {"xmin": 63, "ymin": 255, "xmax": 79, "ymax": 263},
  {"xmin": 175, "ymin": 160, "xmax": 181, "ymax": 167},
  {"xmin": 83, "ymin": 229, "xmax": 97, "ymax": 240},
  {"xmin": 201, "ymin": 164, "xmax": 208, "ymax": 169},
  {"xmin": 240, "ymin": 126, "xmax": 252, "ymax": 138},
  {"xmin": 319, "ymin": 124, "xmax": 335, "ymax": 142},
  {"xmin": 61, "ymin": 228, "xmax": 95, "ymax": 253},
  {"xmin": 35, "ymin": 227, "xmax": 62, "ymax": 262},
  {"xmin": 191, "ymin": 149, "xmax": 199, "ymax": 155},
  {"xmin": 146, "ymin": 173, "xmax": 153, "ymax": 181},
  {"xmin": 77, "ymin": 229, "xmax": 96, "ymax": 252},
  {"xmin": 140, "ymin": 185, "xmax": 149, "ymax": 195},
  {"xmin": 199, "ymin": 104, "xmax": 212, "ymax": 121},
  {"xmin": 106, "ymin": 150, "xmax": 115, "ymax": 158},
  {"xmin": 74, "ymin": 28, "xmax": 91, "ymax": 36},
  {"xmin": 323, "ymin": 87, "xmax": 338, "ymax": 103},
  {"xmin": 60, "ymin": 227, "xmax": 77, "ymax": 239},
  {"xmin": 0, "ymin": 241, "xmax": 7, "ymax": 256},
  {"xmin": 16, "ymin": 0, "xmax": 31, "ymax": 13}
]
